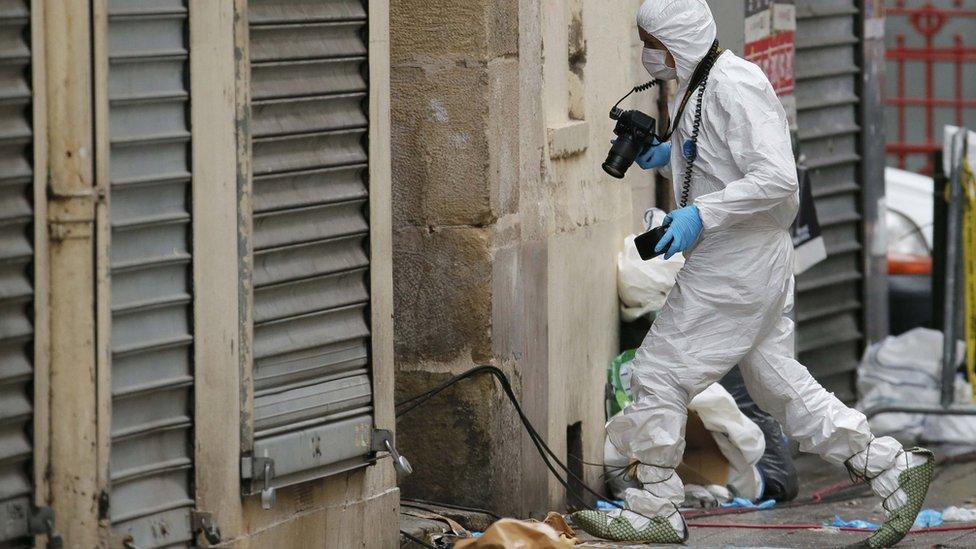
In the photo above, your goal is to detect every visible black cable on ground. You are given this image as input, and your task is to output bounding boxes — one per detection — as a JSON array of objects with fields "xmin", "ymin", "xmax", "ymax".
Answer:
[{"xmin": 401, "ymin": 498, "xmax": 502, "ymax": 521}]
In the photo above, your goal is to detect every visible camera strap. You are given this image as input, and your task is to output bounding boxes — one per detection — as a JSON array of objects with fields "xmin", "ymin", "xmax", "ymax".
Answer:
[
  {"xmin": 656, "ymin": 41, "xmax": 723, "ymax": 207},
  {"xmin": 659, "ymin": 40, "xmax": 723, "ymax": 142}
]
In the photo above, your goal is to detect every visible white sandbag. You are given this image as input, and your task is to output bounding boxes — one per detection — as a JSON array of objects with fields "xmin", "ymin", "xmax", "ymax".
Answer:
[
  {"xmin": 856, "ymin": 327, "xmax": 974, "ymax": 443},
  {"xmin": 927, "ymin": 376, "xmax": 976, "ymax": 443}
]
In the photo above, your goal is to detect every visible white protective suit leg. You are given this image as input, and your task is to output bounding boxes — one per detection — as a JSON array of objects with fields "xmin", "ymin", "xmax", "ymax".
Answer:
[
  {"xmin": 738, "ymin": 294, "xmax": 921, "ymax": 515},
  {"xmin": 606, "ymin": 229, "xmax": 796, "ymax": 533},
  {"xmin": 609, "ymin": 269, "xmax": 918, "ymax": 527}
]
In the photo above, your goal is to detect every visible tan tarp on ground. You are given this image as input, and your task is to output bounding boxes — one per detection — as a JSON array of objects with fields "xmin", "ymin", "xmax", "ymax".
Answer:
[{"xmin": 454, "ymin": 513, "xmax": 578, "ymax": 548}]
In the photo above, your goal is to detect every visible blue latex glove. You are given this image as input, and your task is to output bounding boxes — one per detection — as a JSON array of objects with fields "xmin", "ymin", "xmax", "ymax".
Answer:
[
  {"xmin": 636, "ymin": 138, "xmax": 671, "ymax": 170},
  {"xmin": 656, "ymin": 205, "xmax": 703, "ymax": 259}
]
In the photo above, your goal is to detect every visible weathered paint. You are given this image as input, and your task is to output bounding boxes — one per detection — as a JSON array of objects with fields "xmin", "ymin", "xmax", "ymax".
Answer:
[
  {"xmin": 191, "ymin": 0, "xmax": 245, "ymax": 542},
  {"xmin": 44, "ymin": 0, "xmax": 100, "ymax": 544}
]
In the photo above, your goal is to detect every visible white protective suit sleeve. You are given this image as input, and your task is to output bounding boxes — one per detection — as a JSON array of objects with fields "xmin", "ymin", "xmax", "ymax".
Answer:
[{"xmin": 693, "ymin": 78, "xmax": 798, "ymax": 232}]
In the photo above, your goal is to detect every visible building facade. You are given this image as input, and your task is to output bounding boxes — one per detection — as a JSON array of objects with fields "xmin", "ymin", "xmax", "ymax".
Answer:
[
  {"xmin": 0, "ymin": 0, "xmax": 888, "ymax": 546},
  {"xmin": 393, "ymin": 0, "xmax": 888, "ymax": 517}
]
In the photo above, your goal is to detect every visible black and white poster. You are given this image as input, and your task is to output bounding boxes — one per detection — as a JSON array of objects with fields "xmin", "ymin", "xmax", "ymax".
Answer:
[{"xmin": 791, "ymin": 165, "xmax": 827, "ymax": 274}]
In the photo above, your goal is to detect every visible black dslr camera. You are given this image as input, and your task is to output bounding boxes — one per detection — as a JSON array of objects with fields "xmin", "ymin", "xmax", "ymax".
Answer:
[{"xmin": 602, "ymin": 107, "xmax": 658, "ymax": 179}]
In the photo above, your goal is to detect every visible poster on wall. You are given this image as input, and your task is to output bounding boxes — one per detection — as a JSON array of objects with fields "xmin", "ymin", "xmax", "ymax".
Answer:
[
  {"xmin": 791, "ymin": 166, "xmax": 827, "ymax": 274},
  {"xmin": 744, "ymin": 0, "xmax": 797, "ymax": 129}
]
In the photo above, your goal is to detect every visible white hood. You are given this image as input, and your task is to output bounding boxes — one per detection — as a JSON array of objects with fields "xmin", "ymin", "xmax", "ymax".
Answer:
[{"xmin": 636, "ymin": 0, "xmax": 717, "ymax": 84}]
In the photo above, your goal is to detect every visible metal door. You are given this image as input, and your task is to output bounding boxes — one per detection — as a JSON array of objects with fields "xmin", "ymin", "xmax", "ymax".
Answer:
[
  {"xmin": 242, "ymin": 0, "xmax": 375, "ymax": 492},
  {"xmin": 0, "ymin": 1, "xmax": 34, "ymax": 545},
  {"xmin": 794, "ymin": 0, "xmax": 866, "ymax": 399},
  {"xmin": 106, "ymin": 1, "xmax": 195, "ymax": 545}
]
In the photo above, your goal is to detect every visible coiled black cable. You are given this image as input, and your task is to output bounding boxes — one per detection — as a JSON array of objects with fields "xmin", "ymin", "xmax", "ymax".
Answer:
[
  {"xmin": 633, "ymin": 80, "xmax": 658, "ymax": 93},
  {"xmin": 678, "ymin": 44, "xmax": 720, "ymax": 208},
  {"xmin": 610, "ymin": 79, "xmax": 660, "ymax": 115},
  {"xmin": 679, "ymin": 80, "xmax": 707, "ymax": 208}
]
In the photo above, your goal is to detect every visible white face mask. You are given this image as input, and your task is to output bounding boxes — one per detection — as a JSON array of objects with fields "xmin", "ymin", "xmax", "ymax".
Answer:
[{"xmin": 642, "ymin": 46, "xmax": 677, "ymax": 80}]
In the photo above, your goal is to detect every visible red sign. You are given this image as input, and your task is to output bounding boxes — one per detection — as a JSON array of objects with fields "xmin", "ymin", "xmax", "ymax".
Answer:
[{"xmin": 745, "ymin": 31, "xmax": 795, "ymax": 96}]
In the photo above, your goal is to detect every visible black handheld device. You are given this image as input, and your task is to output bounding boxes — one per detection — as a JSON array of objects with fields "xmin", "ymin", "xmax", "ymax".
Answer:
[
  {"xmin": 633, "ymin": 225, "xmax": 668, "ymax": 260},
  {"xmin": 603, "ymin": 108, "xmax": 658, "ymax": 179}
]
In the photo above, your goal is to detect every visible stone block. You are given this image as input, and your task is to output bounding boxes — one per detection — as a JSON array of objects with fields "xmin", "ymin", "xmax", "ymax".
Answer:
[
  {"xmin": 487, "ymin": 58, "xmax": 520, "ymax": 218},
  {"xmin": 395, "ymin": 369, "xmax": 522, "ymax": 517},
  {"xmin": 393, "ymin": 226, "xmax": 492, "ymax": 364},
  {"xmin": 391, "ymin": 0, "xmax": 488, "ymax": 62},
  {"xmin": 487, "ymin": 0, "xmax": 519, "ymax": 58},
  {"xmin": 390, "ymin": 0, "xmax": 518, "ymax": 62},
  {"xmin": 391, "ymin": 63, "xmax": 493, "ymax": 228}
]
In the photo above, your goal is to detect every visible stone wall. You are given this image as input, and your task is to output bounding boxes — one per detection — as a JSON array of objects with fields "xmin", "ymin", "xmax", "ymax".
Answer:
[{"xmin": 391, "ymin": 0, "xmax": 659, "ymax": 517}]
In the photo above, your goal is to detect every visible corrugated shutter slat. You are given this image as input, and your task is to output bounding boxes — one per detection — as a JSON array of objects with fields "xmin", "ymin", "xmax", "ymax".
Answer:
[
  {"xmin": 0, "ymin": 0, "xmax": 32, "ymax": 544},
  {"xmin": 246, "ymin": 0, "xmax": 373, "ymax": 491},
  {"xmin": 794, "ymin": 0, "xmax": 864, "ymax": 400},
  {"xmin": 107, "ymin": 2, "xmax": 194, "ymax": 546}
]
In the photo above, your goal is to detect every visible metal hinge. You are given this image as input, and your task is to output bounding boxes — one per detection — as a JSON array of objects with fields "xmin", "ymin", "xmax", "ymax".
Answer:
[
  {"xmin": 28, "ymin": 507, "xmax": 63, "ymax": 549},
  {"xmin": 241, "ymin": 456, "xmax": 276, "ymax": 510},
  {"xmin": 190, "ymin": 510, "xmax": 222, "ymax": 545},
  {"xmin": 370, "ymin": 429, "xmax": 412, "ymax": 476}
]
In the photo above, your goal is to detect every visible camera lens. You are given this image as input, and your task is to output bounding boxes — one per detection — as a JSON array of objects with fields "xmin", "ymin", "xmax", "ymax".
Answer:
[
  {"xmin": 603, "ymin": 135, "xmax": 642, "ymax": 179},
  {"xmin": 603, "ymin": 154, "xmax": 629, "ymax": 179}
]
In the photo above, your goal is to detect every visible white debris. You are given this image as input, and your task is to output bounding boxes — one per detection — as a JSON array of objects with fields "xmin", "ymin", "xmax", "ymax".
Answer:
[{"xmin": 943, "ymin": 506, "xmax": 976, "ymax": 522}]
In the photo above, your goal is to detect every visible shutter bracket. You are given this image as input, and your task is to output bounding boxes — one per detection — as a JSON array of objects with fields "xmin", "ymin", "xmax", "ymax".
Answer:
[
  {"xmin": 371, "ymin": 429, "xmax": 412, "ymax": 476},
  {"xmin": 190, "ymin": 510, "xmax": 222, "ymax": 545},
  {"xmin": 241, "ymin": 456, "xmax": 276, "ymax": 510},
  {"xmin": 29, "ymin": 506, "xmax": 63, "ymax": 548}
]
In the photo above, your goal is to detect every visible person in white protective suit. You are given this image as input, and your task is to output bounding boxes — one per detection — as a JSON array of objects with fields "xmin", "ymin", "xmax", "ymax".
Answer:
[{"xmin": 572, "ymin": 1, "xmax": 934, "ymax": 546}]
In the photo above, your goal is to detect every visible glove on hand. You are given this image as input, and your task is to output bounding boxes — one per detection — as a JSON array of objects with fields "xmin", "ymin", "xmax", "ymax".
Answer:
[
  {"xmin": 636, "ymin": 138, "xmax": 671, "ymax": 170},
  {"xmin": 656, "ymin": 205, "xmax": 703, "ymax": 259}
]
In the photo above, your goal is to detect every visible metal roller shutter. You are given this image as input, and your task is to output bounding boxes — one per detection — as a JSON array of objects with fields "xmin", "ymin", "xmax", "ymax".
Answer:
[
  {"xmin": 0, "ymin": 1, "xmax": 33, "ymax": 545},
  {"xmin": 243, "ymin": 0, "xmax": 374, "ymax": 493},
  {"xmin": 794, "ymin": 0, "xmax": 864, "ymax": 400},
  {"xmin": 106, "ymin": 1, "xmax": 194, "ymax": 545}
]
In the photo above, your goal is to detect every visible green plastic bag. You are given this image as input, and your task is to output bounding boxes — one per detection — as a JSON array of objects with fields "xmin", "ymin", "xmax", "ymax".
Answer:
[{"xmin": 606, "ymin": 349, "xmax": 636, "ymax": 418}]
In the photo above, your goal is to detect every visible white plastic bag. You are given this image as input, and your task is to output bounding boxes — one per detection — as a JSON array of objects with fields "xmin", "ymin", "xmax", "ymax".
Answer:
[
  {"xmin": 689, "ymin": 383, "xmax": 766, "ymax": 500},
  {"xmin": 617, "ymin": 235, "xmax": 684, "ymax": 322},
  {"xmin": 618, "ymin": 208, "xmax": 686, "ymax": 322},
  {"xmin": 682, "ymin": 484, "xmax": 731, "ymax": 508},
  {"xmin": 943, "ymin": 506, "xmax": 976, "ymax": 522},
  {"xmin": 856, "ymin": 327, "xmax": 975, "ymax": 443}
]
